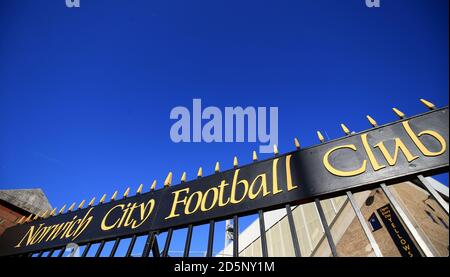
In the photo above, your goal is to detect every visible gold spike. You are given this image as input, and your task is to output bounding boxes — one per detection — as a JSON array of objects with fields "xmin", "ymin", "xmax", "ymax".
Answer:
[
  {"xmin": 50, "ymin": 207, "xmax": 57, "ymax": 216},
  {"xmin": 25, "ymin": 214, "xmax": 33, "ymax": 223},
  {"xmin": 150, "ymin": 180, "xmax": 157, "ymax": 191},
  {"xmin": 341, "ymin": 124, "xmax": 350, "ymax": 135},
  {"xmin": 294, "ymin": 138, "xmax": 300, "ymax": 149},
  {"xmin": 233, "ymin": 156, "xmax": 238, "ymax": 168},
  {"xmin": 33, "ymin": 213, "xmax": 39, "ymax": 220},
  {"xmin": 68, "ymin": 202, "xmax": 76, "ymax": 212},
  {"xmin": 392, "ymin": 108, "xmax": 405, "ymax": 119},
  {"xmin": 366, "ymin": 115, "xmax": 378, "ymax": 127},
  {"xmin": 181, "ymin": 172, "xmax": 187, "ymax": 182},
  {"xmin": 317, "ymin": 131, "xmax": 325, "ymax": 143},
  {"xmin": 420, "ymin": 99, "xmax": 435, "ymax": 110},
  {"xmin": 252, "ymin": 151, "xmax": 258, "ymax": 162},
  {"xmin": 58, "ymin": 204, "xmax": 67, "ymax": 214},
  {"xmin": 111, "ymin": 191, "xmax": 118, "ymax": 201},
  {"xmin": 17, "ymin": 216, "xmax": 26, "ymax": 224},
  {"xmin": 136, "ymin": 184, "xmax": 143, "ymax": 194},
  {"xmin": 123, "ymin": 187, "xmax": 130, "ymax": 198},
  {"xmin": 164, "ymin": 172, "xmax": 173, "ymax": 187},
  {"xmin": 99, "ymin": 194, "xmax": 107, "ymax": 204},
  {"xmin": 41, "ymin": 210, "xmax": 49, "ymax": 218},
  {"xmin": 197, "ymin": 167, "xmax": 203, "ymax": 178},
  {"xmin": 215, "ymin": 162, "xmax": 220, "ymax": 173},
  {"xmin": 88, "ymin": 197, "xmax": 96, "ymax": 207},
  {"xmin": 273, "ymin": 144, "xmax": 279, "ymax": 155},
  {"xmin": 78, "ymin": 200, "xmax": 85, "ymax": 209}
]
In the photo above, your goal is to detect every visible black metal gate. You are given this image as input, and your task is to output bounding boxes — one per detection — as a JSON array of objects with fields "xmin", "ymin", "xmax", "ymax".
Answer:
[{"xmin": 1, "ymin": 100, "xmax": 448, "ymax": 258}]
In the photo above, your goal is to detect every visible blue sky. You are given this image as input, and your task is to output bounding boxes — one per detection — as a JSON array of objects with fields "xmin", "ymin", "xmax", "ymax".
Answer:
[{"xmin": 0, "ymin": 0, "xmax": 448, "ymax": 256}]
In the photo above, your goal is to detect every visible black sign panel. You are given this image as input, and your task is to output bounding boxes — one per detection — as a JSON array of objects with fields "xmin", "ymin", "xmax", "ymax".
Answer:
[
  {"xmin": 377, "ymin": 204, "xmax": 421, "ymax": 257},
  {"xmin": 0, "ymin": 107, "xmax": 448, "ymax": 256}
]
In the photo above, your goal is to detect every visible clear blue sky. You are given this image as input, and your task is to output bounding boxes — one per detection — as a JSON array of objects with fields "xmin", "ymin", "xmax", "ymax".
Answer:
[{"xmin": 0, "ymin": 0, "xmax": 448, "ymax": 256}]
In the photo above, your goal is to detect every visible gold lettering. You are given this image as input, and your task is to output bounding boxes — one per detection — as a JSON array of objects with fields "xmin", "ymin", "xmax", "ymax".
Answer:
[
  {"xmin": 403, "ymin": 120, "xmax": 447, "ymax": 156},
  {"xmin": 185, "ymin": 191, "xmax": 202, "ymax": 215},
  {"xmin": 272, "ymin": 158, "xmax": 282, "ymax": 194},
  {"xmin": 323, "ymin": 144, "xmax": 367, "ymax": 177},
  {"xmin": 131, "ymin": 200, "xmax": 155, "ymax": 229},
  {"xmin": 165, "ymin": 188, "xmax": 190, "ymax": 220},
  {"xmin": 285, "ymin": 154, "xmax": 298, "ymax": 191},
  {"xmin": 230, "ymin": 169, "xmax": 249, "ymax": 204},
  {"xmin": 361, "ymin": 133, "xmax": 386, "ymax": 171},
  {"xmin": 101, "ymin": 204, "xmax": 125, "ymax": 231},
  {"xmin": 374, "ymin": 138, "xmax": 419, "ymax": 166},
  {"xmin": 248, "ymin": 174, "xmax": 269, "ymax": 200},
  {"xmin": 217, "ymin": 180, "xmax": 230, "ymax": 207},
  {"xmin": 201, "ymin": 187, "xmax": 219, "ymax": 212}
]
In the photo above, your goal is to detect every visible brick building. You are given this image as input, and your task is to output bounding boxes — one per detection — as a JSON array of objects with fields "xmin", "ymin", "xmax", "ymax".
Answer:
[
  {"xmin": 218, "ymin": 177, "xmax": 449, "ymax": 257},
  {"xmin": 0, "ymin": 189, "xmax": 52, "ymax": 236}
]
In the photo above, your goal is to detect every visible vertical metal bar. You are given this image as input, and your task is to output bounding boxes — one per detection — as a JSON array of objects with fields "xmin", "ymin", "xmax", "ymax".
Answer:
[
  {"xmin": 314, "ymin": 198, "xmax": 338, "ymax": 257},
  {"xmin": 125, "ymin": 235, "xmax": 137, "ymax": 257},
  {"xmin": 285, "ymin": 204, "xmax": 302, "ymax": 257},
  {"xmin": 206, "ymin": 220, "xmax": 215, "ymax": 257},
  {"xmin": 258, "ymin": 210, "xmax": 268, "ymax": 257},
  {"xmin": 346, "ymin": 191, "xmax": 383, "ymax": 257},
  {"xmin": 57, "ymin": 246, "xmax": 66, "ymax": 257},
  {"xmin": 81, "ymin": 243, "xmax": 91, "ymax": 257},
  {"xmin": 47, "ymin": 249, "xmax": 55, "ymax": 257},
  {"xmin": 109, "ymin": 238, "xmax": 120, "ymax": 257},
  {"xmin": 183, "ymin": 225, "xmax": 193, "ymax": 257},
  {"xmin": 142, "ymin": 232, "xmax": 155, "ymax": 257},
  {"xmin": 152, "ymin": 236, "xmax": 160, "ymax": 257},
  {"xmin": 380, "ymin": 183, "xmax": 434, "ymax": 257},
  {"xmin": 417, "ymin": 175, "xmax": 449, "ymax": 213},
  {"xmin": 94, "ymin": 241, "xmax": 105, "ymax": 257},
  {"xmin": 36, "ymin": 251, "xmax": 43, "ymax": 257},
  {"xmin": 233, "ymin": 215, "xmax": 239, "ymax": 257},
  {"xmin": 162, "ymin": 229, "xmax": 173, "ymax": 257}
]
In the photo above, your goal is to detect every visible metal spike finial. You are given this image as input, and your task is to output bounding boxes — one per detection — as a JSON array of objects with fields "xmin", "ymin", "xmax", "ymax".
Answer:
[
  {"xmin": 150, "ymin": 180, "xmax": 157, "ymax": 191},
  {"xmin": 41, "ymin": 210, "xmax": 49, "ymax": 218},
  {"xmin": 164, "ymin": 172, "xmax": 173, "ymax": 187},
  {"xmin": 111, "ymin": 191, "xmax": 118, "ymax": 201},
  {"xmin": 273, "ymin": 144, "xmax": 279, "ymax": 155},
  {"xmin": 197, "ymin": 167, "xmax": 203, "ymax": 178},
  {"xmin": 392, "ymin": 108, "xmax": 405, "ymax": 119},
  {"xmin": 99, "ymin": 194, "xmax": 107, "ymax": 204},
  {"xmin": 68, "ymin": 202, "xmax": 76, "ymax": 212},
  {"xmin": 252, "ymin": 151, "xmax": 258, "ymax": 162},
  {"xmin": 78, "ymin": 200, "xmax": 85, "ymax": 210},
  {"xmin": 25, "ymin": 214, "xmax": 33, "ymax": 223},
  {"xmin": 420, "ymin": 99, "xmax": 435, "ymax": 110},
  {"xmin": 215, "ymin": 162, "xmax": 220, "ymax": 173},
  {"xmin": 294, "ymin": 137, "xmax": 300, "ymax": 149},
  {"xmin": 341, "ymin": 124, "xmax": 350, "ymax": 135},
  {"xmin": 233, "ymin": 156, "xmax": 238, "ymax": 168},
  {"xmin": 88, "ymin": 197, "xmax": 96, "ymax": 207},
  {"xmin": 50, "ymin": 207, "xmax": 57, "ymax": 216},
  {"xmin": 42, "ymin": 210, "xmax": 48, "ymax": 218},
  {"xmin": 17, "ymin": 216, "xmax": 26, "ymax": 224},
  {"xmin": 181, "ymin": 172, "xmax": 187, "ymax": 182},
  {"xmin": 33, "ymin": 214, "xmax": 39, "ymax": 220},
  {"xmin": 123, "ymin": 187, "xmax": 130, "ymax": 198},
  {"xmin": 58, "ymin": 205, "xmax": 66, "ymax": 214},
  {"xmin": 136, "ymin": 184, "xmax": 143, "ymax": 195},
  {"xmin": 366, "ymin": 115, "xmax": 378, "ymax": 127},
  {"xmin": 317, "ymin": 131, "xmax": 325, "ymax": 143}
]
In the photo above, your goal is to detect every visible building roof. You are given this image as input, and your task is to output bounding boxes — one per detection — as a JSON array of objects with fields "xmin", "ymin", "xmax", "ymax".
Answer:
[{"xmin": 0, "ymin": 188, "xmax": 52, "ymax": 215}]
